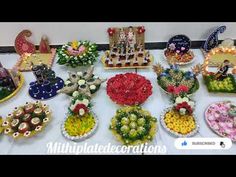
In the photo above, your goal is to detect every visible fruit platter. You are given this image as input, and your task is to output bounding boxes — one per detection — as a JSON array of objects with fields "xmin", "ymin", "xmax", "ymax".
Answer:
[
  {"xmin": 164, "ymin": 35, "xmax": 194, "ymax": 65},
  {"xmin": 160, "ymin": 96, "xmax": 199, "ymax": 137},
  {"xmin": 57, "ymin": 40, "xmax": 98, "ymax": 68},
  {"xmin": 153, "ymin": 63, "xmax": 201, "ymax": 96},
  {"xmin": 1, "ymin": 101, "xmax": 51, "ymax": 139},
  {"xmin": 205, "ymin": 101, "xmax": 236, "ymax": 142},
  {"xmin": 58, "ymin": 66, "xmax": 106, "ymax": 98},
  {"xmin": 61, "ymin": 94, "xmax": 98, "ymax": 141},
  {"xmin": 106, "ymin": 73, "xmax": 152, "ymax": 106},
  {"xmin": 0, "ymin": 63, "xmax": 24, "ymax": 103},
  {"xmin": 109, "ymin": 106, "xmax": 157, "ymax": 145}
]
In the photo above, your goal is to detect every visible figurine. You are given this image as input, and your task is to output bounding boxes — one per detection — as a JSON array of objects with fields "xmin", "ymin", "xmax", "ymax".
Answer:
[
  {"xmin": 39, "ymin": 35, "xmax": 51, "ymax": 53},
  {"xmin": 215, "ymin": 60, "xmax": 231, "ymax": 80},
  {"xmin": 127, "ymin": 26, "xmax": 136, "ymax": 49}
]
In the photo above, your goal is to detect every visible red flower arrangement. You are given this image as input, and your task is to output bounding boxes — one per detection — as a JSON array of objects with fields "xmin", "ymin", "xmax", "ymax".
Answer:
[
  {"xmin": 166, "ymin": 85, "xmax": 189, "ymax": 95},
  {"xmin": 106, "ymin": 73, "xmax": 152, "ymax": 105},
  {"xmin": 107, "ymin": 28, "xmax": 116, "ymax": 36},
  {"xmin": 137, "ymin": 26, "xmax": 145, "ymax": 34},
  {"xmin": 175, "ymin": 102, "xmax": 193, "ymax": 114},
  {"xmin": 73, "ymin": 104, "xmax": 88, "ymax": 114}
]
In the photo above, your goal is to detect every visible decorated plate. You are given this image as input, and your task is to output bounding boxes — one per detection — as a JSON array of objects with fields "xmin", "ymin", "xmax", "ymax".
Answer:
[
  {"xmin": 61, "ymin": 112, "xmax": 98, "ymax": 142},
  {"xmin": 106, "ymin": 73, "xmax": 152, "ymax": 106},
  {"xmin": 165, "ymin": 35, "xmax": 194, "ymax": 65},
  {"xmin": 0, "ymin": 72, "xmax": 24, "ymax": 104},
  {"xmin": 110, "ymin": 106, "xmax": 157, "ymax": 145},
  {"xmin": 160, "ymin": 107, "xmax": 199, "ymax": 137},
  {"xmin": 205, "ymin": 101, "xmax": 236, "ymax": 142},
  {"xmin": 101, "ymin": 51, "xmax": 154, "ymax": 69},
  {"xmin": 1, "ymin": 101, "xmax": 52, "ymax": 139}
]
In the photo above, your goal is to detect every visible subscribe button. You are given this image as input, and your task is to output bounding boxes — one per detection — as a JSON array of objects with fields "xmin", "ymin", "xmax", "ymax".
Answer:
[{"xmin": 175, "ymin": 138, "xmax": 232, "ymax": 150}]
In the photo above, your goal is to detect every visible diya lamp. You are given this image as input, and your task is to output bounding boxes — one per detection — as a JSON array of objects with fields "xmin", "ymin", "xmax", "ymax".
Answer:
[
  {"xmin": 24, "ymin": 102, "xmax": 35, "ymax": 113},
  {"xmin": 18, "ymin": 122, "xmax": 30, "ymax": 133},
  {"xmin": 10, "ymin": 119, "xmax": 20, "ymax": 130},
  {"xmin": 30, "ymin": 117, "xmax": 41, "ymax": 129},
  {"xmin": 14, "ymin": 107, "xmax": 24, "ymax": 119},
  {"xmin": 22, "ymin": 114, "xmax": 32, "ymax": 122},
  {"xmin": 45, "ymin": 110, "xmax": 51, "ymax": 117},
  {"xmin": 6, "ymin": 113, "xmax": 14, "ymax": 120},
  {"xmin": 33, "ymin": 107, "xmax": 43, "ymax": 116},
  {"xmin": 35, "ymin": 101, "xmax": 42, "ymax": 107}
]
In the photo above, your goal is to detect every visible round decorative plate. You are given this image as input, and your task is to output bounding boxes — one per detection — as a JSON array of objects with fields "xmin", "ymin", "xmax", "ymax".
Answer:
[
  {"xmin": 106, "ymin": 73, "xmax": 152, "ymax": 106},
  {"xmin": 0, "ymin": 72, "xmax": 24, "ymax": 104},
  {"xmin": 28, "ymin": 77, "xmax": 64, "ymax": 100},
  {"xmin": 160, "ymin": 107, "xmax": 199, "ymax": 137},
  {"xmin": 61, "ymin": 112, "xmax": 98, "ymax": 142},
  {"xmin": 205, "ymin": 101, "xmax": 236, "ymax": 142},
  {"xmin": 167, "ymin": 35, "xmax": 191, "ymax": 53},
  {"xmin": 110, "ymin": 106, "xmax": 157, "ymax": 145},
  {"xmin": 163, "ymin": 52, "xmax": 195, "ymax": 66}
]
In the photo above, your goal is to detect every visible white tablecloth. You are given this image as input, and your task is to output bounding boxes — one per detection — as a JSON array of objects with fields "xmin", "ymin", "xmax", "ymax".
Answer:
[{"xmin": 0, "ymin": 49, "xmax": 235, "ymax": 155}]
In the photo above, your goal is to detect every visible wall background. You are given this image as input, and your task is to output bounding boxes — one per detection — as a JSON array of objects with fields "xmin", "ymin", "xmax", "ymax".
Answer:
[{"xmin": 0, "ymin": 22, "xmax": 235, "ymax": 46}]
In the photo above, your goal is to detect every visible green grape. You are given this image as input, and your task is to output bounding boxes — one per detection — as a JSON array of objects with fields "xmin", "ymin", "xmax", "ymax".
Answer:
[
  {"xmin": 120, "ymin": 125, "xmax": 130, "ymax": 134},
  {"xmin": 121, "ymin": 117, "xmax": 130, "ymax": 125},
  {"xmin": 137, "ymin": 118, "xmax": 146, "ymax": 126},
  {"xmin": 129, "ymin": 114, "xmax": 137, "ymax": 122},
  {"xmin": 129, "ymin": 122, "xmax": 137, "ymax": 129}
]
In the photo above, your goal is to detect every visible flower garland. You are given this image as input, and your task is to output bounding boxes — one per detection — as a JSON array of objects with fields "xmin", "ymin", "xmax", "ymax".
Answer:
[
  {"xmin": 106, "ymin": 73, "xmax": 152, "ymax": 106},
  {"xmin": 57, "ymin": 40, "xmax": 98, "ymax": 67}
]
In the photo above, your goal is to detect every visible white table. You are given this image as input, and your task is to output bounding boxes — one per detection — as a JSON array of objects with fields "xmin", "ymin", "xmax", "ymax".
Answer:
[{"xmin": 0, "ymin": 49, "xmax": 235, "ymax": 155}]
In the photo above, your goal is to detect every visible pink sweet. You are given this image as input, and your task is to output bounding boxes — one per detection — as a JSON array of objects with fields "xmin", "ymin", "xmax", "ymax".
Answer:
[{"xmin": 207, "ymin": 115, "xmax": 216, "ymax": 121}]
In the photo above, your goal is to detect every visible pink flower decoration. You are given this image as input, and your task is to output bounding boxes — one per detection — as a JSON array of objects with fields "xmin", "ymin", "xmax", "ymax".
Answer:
[{"xmin": 78, "ymin": 45, "xmax": 86, "ymax": 53}]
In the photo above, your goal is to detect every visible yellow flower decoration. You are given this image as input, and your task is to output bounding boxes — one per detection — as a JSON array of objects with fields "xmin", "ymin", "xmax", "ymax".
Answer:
[
  {"xmin": 167, "ymin": 123, "xmax": 174, "ymax": 129},
  {"xmin": 65, "ymin": 113, "xmax": 96, "ymax": 136},
  {"xmin": 164, "ymin": 109, "xmax": 197, "ymax": 135},
  {"xmin": 165, "ymin": 113, "xmax": 172, "ymax": 119},
  {"xmin": 164, "ymin": 118, "xmax": 171, "ymax": 124},
  {"xmin": 71, "ymin": 40, "xmax": 79, "ymax": 49}
]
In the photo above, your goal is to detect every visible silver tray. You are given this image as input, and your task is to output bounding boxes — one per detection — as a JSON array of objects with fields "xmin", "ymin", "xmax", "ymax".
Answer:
[
  {"xmin": 160, "ymin": 107, "xmax": 199, "ymax": 138},
  {"xmin": 61, "ymin": 112, "xmax": 98, "ymax": 142}
]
